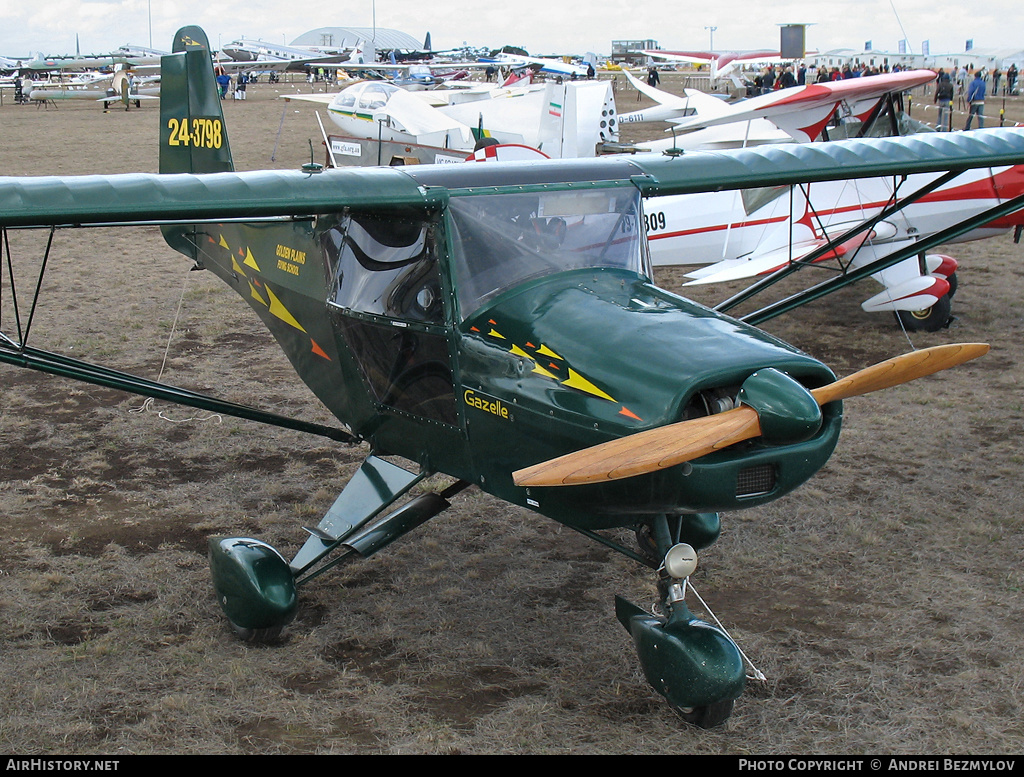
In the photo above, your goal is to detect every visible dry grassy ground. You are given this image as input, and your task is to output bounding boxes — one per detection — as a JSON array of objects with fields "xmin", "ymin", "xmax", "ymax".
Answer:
[{"xmin": 0, "ymin": 72, "xmax": 1022, "ymax": 755}]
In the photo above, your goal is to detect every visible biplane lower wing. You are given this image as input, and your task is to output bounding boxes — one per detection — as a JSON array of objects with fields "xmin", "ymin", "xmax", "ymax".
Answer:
[{"xmin": 642, "ymin": 137, "xmax": 1024, "ymax": 330}]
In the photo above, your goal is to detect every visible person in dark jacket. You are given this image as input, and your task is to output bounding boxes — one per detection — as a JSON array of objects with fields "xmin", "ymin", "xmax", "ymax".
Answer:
[{"xmin": 934, "ymin": 71, "xmax": 954, "ymax": 131}]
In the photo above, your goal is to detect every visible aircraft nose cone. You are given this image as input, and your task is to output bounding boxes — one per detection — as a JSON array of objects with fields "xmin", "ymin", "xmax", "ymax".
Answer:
[{"xmin": 738, "ymin": 368, "xmax": 822, "ymax": 445}]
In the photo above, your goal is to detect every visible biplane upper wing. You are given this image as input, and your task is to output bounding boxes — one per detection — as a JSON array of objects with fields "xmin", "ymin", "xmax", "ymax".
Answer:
[
  {"xmin": 2, "ymin": 129, "xmax": 1024, "ymax": 229},
  {"xmin": 667, "ymin": 70, "xmax": 937, "ymax": 142},
  {"xmin": 641, "ymin": 48, "xmax": 783, "ymax": 68},
  {"xmin": 619, "ymin": 68, "xmax": 740, "ymax": 123}
]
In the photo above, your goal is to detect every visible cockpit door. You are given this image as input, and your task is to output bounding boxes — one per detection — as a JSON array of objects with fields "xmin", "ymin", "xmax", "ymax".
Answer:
[{"xmin": 323, "ymin": 211, "xmax": 459, "ymax": 427}]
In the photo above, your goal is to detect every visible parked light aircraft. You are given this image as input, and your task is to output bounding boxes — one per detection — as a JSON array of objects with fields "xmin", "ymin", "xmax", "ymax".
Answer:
[
  {"xmin": 27, "ymin": 70, "xmax": 159, "ymax": 107},
  {"xmin": 1, "ymin": 55, "xmax": 28, "ymax": 72},
  {"xmin": 311, "ymin": 51, "xmax": 471, "ymax": 90},
  {"xmin": 221, "ymin": 38, "xmax": 362, "ymax": 71},
  {"xmin": 478, "ymin": 51, "xmax": 597, "ymax": 79},
  {"xmin": 620, "ymin": 68, "xmax": 1024, "ymax": 331},
  {"xmin": 288, "ymin": 74, "xmax": 617, "ymax": 166},
  {"xmin": 2, "ymin": 26, "xmax": 1022, "ymax": 728},
  {"xmin": 642, "ymin": 48, "xmax": 789, "ymax": 81}
]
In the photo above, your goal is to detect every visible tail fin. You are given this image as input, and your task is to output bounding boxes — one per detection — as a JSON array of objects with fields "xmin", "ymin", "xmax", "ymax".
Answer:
[
  {"xmin": 350, "ymin": 40, "xmax": 365, "ymax": 64},
  {"xmin": 159, "ymin": 25, "xmax": 233, "ymax": 174}
]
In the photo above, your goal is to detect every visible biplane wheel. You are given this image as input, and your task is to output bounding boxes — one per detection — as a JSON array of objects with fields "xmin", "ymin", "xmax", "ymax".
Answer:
[
  {"xmin": 894, "ymin": 293, "xmax": 953, "ymax": 333},
  {"xmin": 671, "ymin": 698, "xmax": 735, "ymax": 729}
]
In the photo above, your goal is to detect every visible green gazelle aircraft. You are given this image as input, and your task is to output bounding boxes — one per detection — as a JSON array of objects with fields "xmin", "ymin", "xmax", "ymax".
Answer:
[{"xmin": 3, "ymin": 26, "xmax": 1024, "ymax": 727}]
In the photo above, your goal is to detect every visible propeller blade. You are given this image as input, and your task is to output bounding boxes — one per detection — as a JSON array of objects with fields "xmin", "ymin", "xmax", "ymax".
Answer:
[
  {"xmin": 809, "ymin": 342, "xmax": 989, "ymax": 405},
  {"xmin": 513, "ymin": 343, "xmax": 989, "ymax": 488}
]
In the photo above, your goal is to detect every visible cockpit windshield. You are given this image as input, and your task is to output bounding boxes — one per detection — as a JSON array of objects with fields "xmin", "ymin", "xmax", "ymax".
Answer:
[
  {"xmin": 448, "ymin": 188, "xmax": 647, "ymax": 318},
  {"xmin": 334, "ymin": 81, "xmax": 400, "ymax": 111}
]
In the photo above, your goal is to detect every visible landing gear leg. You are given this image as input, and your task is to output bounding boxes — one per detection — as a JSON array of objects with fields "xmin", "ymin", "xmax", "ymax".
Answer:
[
  {"xmin": 208, "ymin": 454, "xmax": 468, "ymax": 642},
  {"xmin": 618, "ymin": 517, "xmax": 744, "ymax": 728}
]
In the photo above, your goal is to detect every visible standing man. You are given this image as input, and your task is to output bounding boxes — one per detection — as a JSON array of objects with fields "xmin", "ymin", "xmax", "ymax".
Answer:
[
  {"xmin": 934, "ymin": 70, "xmax": 954, "ymax": 131},
  {"xmin": 964, "ymin": 70, "xmax": 986, "ymax": 130},
  {"xmin": 216, "ymin": 71, "xmax": 231, "ymax": 100}
]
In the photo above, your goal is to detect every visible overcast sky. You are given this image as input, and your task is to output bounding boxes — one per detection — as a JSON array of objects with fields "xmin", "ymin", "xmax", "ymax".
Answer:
[{"xmin": 1, "ymin": 0, "xmax": 1019, "ymax": 60}]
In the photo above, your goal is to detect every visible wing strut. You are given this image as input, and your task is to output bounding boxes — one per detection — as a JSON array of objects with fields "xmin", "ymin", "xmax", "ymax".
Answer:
[
  {"xmin": 0, "ymin": 337, "xmax": 358, "ymax": 443},
  {"xmin": 0, "ymin": 226, "xmax": 356, "ymax": 443}
]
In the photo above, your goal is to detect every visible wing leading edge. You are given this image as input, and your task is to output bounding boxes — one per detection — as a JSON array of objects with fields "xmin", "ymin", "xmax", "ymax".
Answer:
[{"xmin": 3, "ymin": 129, "xmax": 1024, "ymax": 228}]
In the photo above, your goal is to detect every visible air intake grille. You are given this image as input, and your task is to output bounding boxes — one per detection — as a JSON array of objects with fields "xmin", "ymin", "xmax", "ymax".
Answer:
[{"xmin": 737, "ymin": 464, "xmax": 776, "ymax": 497}]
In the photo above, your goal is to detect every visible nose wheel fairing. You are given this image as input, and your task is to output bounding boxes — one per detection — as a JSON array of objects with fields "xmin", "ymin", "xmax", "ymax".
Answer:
[{"xmin": 615, "ymin": 596, "xmax": 745, "ymax": 721}]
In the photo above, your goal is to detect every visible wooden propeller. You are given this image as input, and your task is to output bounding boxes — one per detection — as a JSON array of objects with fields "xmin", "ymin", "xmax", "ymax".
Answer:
[{"xmin": 512, "ymin": 343, "xmax": 990, "ymax": 488}]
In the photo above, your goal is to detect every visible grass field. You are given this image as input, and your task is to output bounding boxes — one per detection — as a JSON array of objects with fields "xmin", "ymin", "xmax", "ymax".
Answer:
[{"xmin": 1, "ymin": 69, "xmax": 1022, "ymax": 754}]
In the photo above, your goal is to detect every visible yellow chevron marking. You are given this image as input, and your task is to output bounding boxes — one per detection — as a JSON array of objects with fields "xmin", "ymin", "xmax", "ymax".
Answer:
[
  {"xmin": 265, "ymin": 285, "xmax": 306, "ymax": 332},
  {"xmin": 563, "ymin": 368, "xmax": 615, "ymax": 402},
  {"xmin": 536, "ymin": 344, "xmax": 562, "ymax": 360},
  {"xmin": 248, "ymin": 281, "xmax": 267, "ymax": 307},
  {"xmin": 243, "ymin": 248, "xmax": 261, "ymax": 272},
  {"xmin": 511, "ymin": 344, "xmax": 558, "ymax": 379}
]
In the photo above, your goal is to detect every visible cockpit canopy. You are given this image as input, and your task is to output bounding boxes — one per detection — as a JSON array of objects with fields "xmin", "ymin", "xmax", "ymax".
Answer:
[
  {"xmin": 332, "ymin": 81, "xmax": 401, "ymax": 114},
  {"xmin": 324, "ymin": 187, "xmax": 649, "ymax": 325},
  {"xmin": 448, "ymin": 188, "xmax": 648, "ymax": 318}
]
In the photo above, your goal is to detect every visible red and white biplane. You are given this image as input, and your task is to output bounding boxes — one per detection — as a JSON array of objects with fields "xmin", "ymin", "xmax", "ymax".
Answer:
[{"xmin": 623, "ymin": 68, "xmax": 1024, "ymax": 331}]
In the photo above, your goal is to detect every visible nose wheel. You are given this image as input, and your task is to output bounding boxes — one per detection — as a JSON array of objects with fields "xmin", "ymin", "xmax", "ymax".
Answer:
[
  {"xmin": 616, "ymin": 538, "xmax": 746, "ymax": 728},
  {"xmin": 673, "ymin": 698, "xmax": 736, "ymax": 729}
]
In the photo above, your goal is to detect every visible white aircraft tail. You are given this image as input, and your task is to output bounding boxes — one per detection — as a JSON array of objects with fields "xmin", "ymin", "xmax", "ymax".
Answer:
[
  {"xmin": 535, "ymin": 80, "xmax": 617, "ymax": 158},
  {"xmin": 537, "ymin": 81, "xmax": 575, "ymax": 159},
  {"xmin": 349, "ymin": 40, "xmax": 366, "ymax": 65}
]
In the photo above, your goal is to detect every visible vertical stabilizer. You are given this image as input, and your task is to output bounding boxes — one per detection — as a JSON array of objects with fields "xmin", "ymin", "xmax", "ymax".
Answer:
[
  {"xmin": 159, "ymin": 26, "xmax": 233, "ymax": 174},
  {"xmin": 536, "ymin": 81, "xmax": 573, "ymax": 159}
]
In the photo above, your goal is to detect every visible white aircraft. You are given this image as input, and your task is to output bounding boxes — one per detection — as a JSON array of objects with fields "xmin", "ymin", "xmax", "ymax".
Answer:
[
  {"xmin": 621, "ymin": 68, "xmax": 1024, "ymax": 331},
  {"xmin": 289, "ymin": 75, "xmax": 618, "ymax": 166},
  {"xmin": 27, "ymin": 70, "xmax": 159, "ymax": 107},
  {"xmin": 477, "ymin": 51, "xmax": 597, "ymax": 79},
  {"xmin": 641, "ymin": 48, "xmax": 788, "ymax": 81},
  {"xmin": 220, "ymin": 38, "xmax": 367, "ymax": 71},
  {"xmin": 1, "ymin": 55, "xmax": 27, "ymax": 72}
]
